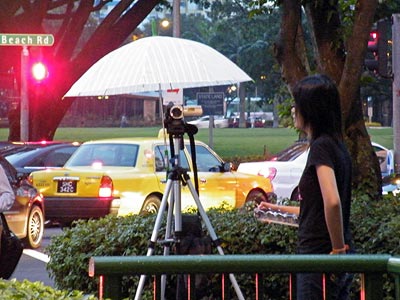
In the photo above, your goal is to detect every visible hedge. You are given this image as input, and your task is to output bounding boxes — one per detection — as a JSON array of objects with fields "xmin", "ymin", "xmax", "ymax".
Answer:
[
  {"xmin": 0, "ymin": 279, "xmax": 98, "ymax": 299},
  {"xmin": 45, "ymin": 195, "xmax": 400, "ymax": 299}
]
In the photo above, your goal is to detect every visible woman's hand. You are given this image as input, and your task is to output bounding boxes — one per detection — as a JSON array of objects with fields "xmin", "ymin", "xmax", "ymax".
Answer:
[{"xmin": 258, "ymin": 201, "xmax": 273, "ymax": 210}]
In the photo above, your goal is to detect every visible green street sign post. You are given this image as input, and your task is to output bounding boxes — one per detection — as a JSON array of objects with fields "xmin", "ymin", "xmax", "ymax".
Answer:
[
  {"xmin": 0, "ymin": 33, "xmax": 55, "ymax": 141},
  {"xmin": 0, "ymin": 33, "xmax": 54, "ymax": 46}
]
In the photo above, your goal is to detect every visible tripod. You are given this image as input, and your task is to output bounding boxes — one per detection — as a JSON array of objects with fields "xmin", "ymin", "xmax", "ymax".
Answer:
[{"xmin": 134, "ymin": 128, "xmax": 244, "ymax": 299}]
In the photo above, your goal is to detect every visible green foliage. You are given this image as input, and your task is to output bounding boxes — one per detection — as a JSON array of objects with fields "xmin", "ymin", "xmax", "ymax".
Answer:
[
  {"xmin": 46, "ymin": 193, "xmax": 400, "ymax": 299},
  {"xmin": 365, "ymin": 122, "xmax": 382, "ymax": 127},
  {"xmin": 350, "ymin": 193, "xmax": 400, "ymax": 300},
  {"xmin": 47, "ymin": 207, "xmax": 297, "ymax": 299},
  {"xmin": 46, "ymin": 215, "xmax": 162, "ymax": 293},
  {"xmin": 351, "ymin": 193, "xmax": 400, "ymax": 256},
  {"xmin": 0, "ymin": 279, "xmax": 98, "ymax": 300}
]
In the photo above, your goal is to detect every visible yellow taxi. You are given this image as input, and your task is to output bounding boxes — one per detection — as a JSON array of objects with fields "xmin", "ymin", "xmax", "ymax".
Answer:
[{"xmin": 29, "ymin": 137, "xmax": 274, "ymax": 225}]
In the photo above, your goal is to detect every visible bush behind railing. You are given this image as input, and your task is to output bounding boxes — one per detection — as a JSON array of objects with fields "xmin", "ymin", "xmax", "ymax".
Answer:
[{"xmin": 46, "ymin": 195, "xmax": 400, "ymax": 299}]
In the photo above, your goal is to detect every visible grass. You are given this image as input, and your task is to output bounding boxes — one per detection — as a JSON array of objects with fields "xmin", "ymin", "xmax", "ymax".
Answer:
[{"xmin": 0, "ymin": 126, "xmax": 393, "ymax": 160}]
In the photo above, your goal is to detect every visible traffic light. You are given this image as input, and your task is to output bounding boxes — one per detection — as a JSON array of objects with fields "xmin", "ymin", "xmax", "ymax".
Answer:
[
  {"xmin": 31, "ymin": 61, "xmax": 49, "ymax": 83},
  {"xmin": 364, "ymin": 19, "xmax": 388, "ymax": 76}
]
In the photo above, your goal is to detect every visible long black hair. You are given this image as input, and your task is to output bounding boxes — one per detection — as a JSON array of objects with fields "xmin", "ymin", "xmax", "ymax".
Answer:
[{"xmin": 292, "ymin": 74, "xmax": 343, "ymax": 142}]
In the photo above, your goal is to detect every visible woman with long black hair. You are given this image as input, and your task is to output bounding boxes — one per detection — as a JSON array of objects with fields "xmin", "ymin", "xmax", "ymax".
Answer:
[{"xmin": 259, "ymin": 74, "xmax": 353, "ymax": 300}]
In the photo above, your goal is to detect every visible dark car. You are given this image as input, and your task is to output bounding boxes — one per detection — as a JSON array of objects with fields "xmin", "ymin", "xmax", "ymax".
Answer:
[
  {"xmin": 1, "ymin": 156, "xmax": 45, "ymax": 248},
  {"xmin": 5, "ymin": 142, "xmax": 80, "ymax": 176}
]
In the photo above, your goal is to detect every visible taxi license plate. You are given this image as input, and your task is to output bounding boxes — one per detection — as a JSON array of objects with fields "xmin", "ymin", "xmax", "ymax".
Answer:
[{"xmin": 57, "ymin": 180, "xmax": 77, "ymax": 193}]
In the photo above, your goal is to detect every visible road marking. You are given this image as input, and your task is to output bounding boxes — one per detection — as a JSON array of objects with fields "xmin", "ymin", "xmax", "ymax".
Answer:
[{"xmin": 23, "ymin": 249, "xmax": 50, "ymax": 263}]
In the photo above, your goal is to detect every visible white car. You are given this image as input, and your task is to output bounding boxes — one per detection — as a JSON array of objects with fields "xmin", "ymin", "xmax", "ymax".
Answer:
[
  {"xmin": 237, "ymin": 141, "xmax": 394, "ymax": 202},
  {"xmin": 188, "ymin": 115, "xmax": 229, "ymax": 128}
]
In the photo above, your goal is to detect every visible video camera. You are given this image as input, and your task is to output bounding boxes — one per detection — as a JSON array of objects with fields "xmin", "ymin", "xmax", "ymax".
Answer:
[{"xmin": 164, "ymin": 103, "xmax": 202, "ymax": 136}]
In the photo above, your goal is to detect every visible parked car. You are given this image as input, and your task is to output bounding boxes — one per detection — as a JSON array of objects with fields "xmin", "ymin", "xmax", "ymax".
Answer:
[
  {"xmin": 187, "ymin": 115, "xmax": 229, "ymax": 128},
  {"xmin": 29, "ymin": 137, "xmax": 274, "ymax": 225},
  {"xmin": 228, "ymin": 116, "xmax": 265, "ymax": 128},
  {"xmin": 5, "ymin": 142, "xmax": 80, "ymax": 176},
  {"xmin": 372, "ymin": 142, "xmax": 394, "ymax": 177},
  {"xmin": 1, "ymin": 156, "xmax": 44, "ymax": 248},
  {"xmin": 237, "ymin": 140, "xmax": 393, "ymax": 202}
]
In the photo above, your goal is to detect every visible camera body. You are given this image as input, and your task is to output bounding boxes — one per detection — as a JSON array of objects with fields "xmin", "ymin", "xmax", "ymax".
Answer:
[{"xmin": 164, "ymin": 103, "xmax": 202, "ymax": 136}]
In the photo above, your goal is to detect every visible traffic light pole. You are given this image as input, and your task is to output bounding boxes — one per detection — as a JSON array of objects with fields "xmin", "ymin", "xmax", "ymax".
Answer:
[
  {"xmin": 392, "ymin": 14, "xmax": 400, "ymax": 173},
  {"xmin": 0, "ymin": 33, "xmax": 53, "ymax": 142},
  {"xmin": 20, "ymin": 46, "xmax": 29, "ymax": 142}
]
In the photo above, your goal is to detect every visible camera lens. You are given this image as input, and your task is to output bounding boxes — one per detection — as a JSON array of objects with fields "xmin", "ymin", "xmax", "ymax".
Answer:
[{"xmin": 170, "ymin": 106, "xmax": 183, "ymax": 119}]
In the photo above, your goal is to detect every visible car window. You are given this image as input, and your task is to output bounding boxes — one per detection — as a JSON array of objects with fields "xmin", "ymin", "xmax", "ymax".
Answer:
[
  {"xmin": 186, "ymin": 145, "xmax": 222, "ymax": 172},
  {"xmin": 66, "ymin": 144, "xmax": 139, "ymax": 167},
  {"xmin": 42, "ymin": 147, "xmax": 77, "ymax": 167},
  {"xmin": 22, "ymin": 146, "xmax": 78, "ymax": 167},
  {"xmin": 0, "ymin": 157, "xmax": 17, "ymax": 183},
  {"xmin": 154, "ymin": 145, "xmax": 189, "ymax": 172},
  {"xmin": 372, "ymin": 145, "xmax": 384, "ymax": 153},
  {"xmin": 275, "ymin": 142, "xmax": 309, "ymax": 161},
  {"xmin": 6, "ymin": 148, "xmax": 38, "ymax": 164}
]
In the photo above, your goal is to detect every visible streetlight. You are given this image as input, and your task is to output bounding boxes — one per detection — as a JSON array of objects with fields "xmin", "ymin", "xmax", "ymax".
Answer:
[
  {"xmin": 151, "ymin": 18, "xmax": 171, "ymax": 36},
  {"xmin": 226, "ymin": 85, "xmax": 237, "ymax": 117},
  {"xmin": 160, "ymin": 19, "xmax": 170, "ymax": 29}
]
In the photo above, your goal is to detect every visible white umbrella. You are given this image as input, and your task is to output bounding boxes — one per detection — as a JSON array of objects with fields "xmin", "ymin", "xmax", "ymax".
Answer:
[{"xmin": 64, "ymin": 36, "xmax": 252, "ymax": 97}]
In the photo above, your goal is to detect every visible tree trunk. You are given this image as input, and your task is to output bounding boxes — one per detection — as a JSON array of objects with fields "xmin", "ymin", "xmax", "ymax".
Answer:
[{"xmin": 274, "ymin": 0, "xmax": 382, "ymax": 198}]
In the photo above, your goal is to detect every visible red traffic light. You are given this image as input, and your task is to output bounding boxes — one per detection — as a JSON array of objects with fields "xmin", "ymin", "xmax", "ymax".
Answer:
[
  {"xmin": 364, "ymin": 19, "xmax": 388, "ymax": 76},
  {"xmin": 31, "ymin": 62, "xmax": 48, "ymax": 82},
  {"xmin": 367, "ymin": 31, "xmax": 378, "ymax": 51}
]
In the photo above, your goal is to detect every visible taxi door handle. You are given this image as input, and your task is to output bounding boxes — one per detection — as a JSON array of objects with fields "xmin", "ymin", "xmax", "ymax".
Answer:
[{"xmin": 200, "ymin": 178, "xmax": 207, "ymax": 184}]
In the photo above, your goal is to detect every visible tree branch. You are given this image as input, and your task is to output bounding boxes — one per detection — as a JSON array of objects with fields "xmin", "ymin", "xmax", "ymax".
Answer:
[
  {"xmin": 56, "ymin": 1, "xmax": 94, "ymax": 60},
  {"xmin": 340, "ymin": 0, "xmax": 378, "ymax": 119},
  {"xmin": 273, "ymin": 0, "xmax": 307, "ymax": 90},
  {"xmin": 71, "ymin": 0, "xmax": 160, "ymax": 83}
]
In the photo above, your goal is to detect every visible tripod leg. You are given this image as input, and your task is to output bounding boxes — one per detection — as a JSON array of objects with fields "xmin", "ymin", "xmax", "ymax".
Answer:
[
  {"xmin": 134, "ymin": 179, "xmax": 174, "ymax": 300},
  {"xmin": 185, "ymin": 179, "xmax": 246, "ymax": 300},
  {"xmin": 160, "ymin": 181, "xmax": 177, "ymax": 298}
]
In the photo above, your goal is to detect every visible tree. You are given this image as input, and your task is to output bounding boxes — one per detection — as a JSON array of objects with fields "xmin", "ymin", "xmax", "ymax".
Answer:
[
  {"xmin": 247, "ymin": 0, "xmax": 399, "ymax": 198},
  {"xmin": 202, "ymin": 0, "xmax": 285, "ymax": 126},
  {"xmin": 0, "ymin": 0, "xmax": 161, "ymax": 141}
]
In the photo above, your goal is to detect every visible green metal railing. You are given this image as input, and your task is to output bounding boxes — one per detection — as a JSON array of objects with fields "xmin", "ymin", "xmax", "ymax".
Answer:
[{"xmin": 89, "ymin": 254, "xmax": 400, "ymax": 300}]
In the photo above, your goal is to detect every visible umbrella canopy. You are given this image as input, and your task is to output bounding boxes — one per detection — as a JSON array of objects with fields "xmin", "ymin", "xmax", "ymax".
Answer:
[{"xmin": 64, "ymin": 36, "xmax": 253, "ymax": 97}]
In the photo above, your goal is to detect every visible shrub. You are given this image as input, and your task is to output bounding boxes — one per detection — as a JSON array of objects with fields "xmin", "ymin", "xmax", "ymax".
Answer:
[
  {"xmin": 365, "ymin": 121, "xmax": 382, "ymax": 127},
  {"xmin": 47, "ymin": 205, "xmax": 297, "ymax": 299},
  {"xmin": 46, "ymin": 194, "xmax": 400, "ymax": 299},
  {"xmin": 0, "ymin": 279, "xmax": 98, "ymax": 299}
]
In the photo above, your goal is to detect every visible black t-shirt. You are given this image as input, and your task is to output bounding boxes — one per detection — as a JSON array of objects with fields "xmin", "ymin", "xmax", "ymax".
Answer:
[{"xmin": 297, "ymin": 135, "xmax": 352, "ymax": 254}]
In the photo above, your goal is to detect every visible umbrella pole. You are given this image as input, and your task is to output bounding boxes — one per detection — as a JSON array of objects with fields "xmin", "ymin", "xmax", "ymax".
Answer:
[{"xmin": 158, "ymin": 87, "xmax": 171, "ymax": 171}]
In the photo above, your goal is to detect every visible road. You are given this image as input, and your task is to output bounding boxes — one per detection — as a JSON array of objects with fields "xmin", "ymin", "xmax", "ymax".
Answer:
[{"xmin": 11, "ymin": 226, "xmax": 62, "ymax": 287}]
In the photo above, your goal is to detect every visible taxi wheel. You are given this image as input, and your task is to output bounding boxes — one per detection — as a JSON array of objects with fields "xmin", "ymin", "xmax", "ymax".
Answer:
[
  {"xmin": 245, "ymin": 190, "xmax": 268, "ymax": 210},
  {"xmin": 141, "ymin": 196, "xmax": 161, "ymax": 215},
  {"xmin": 23, "ymin": 205, "xmax": 44, "ymax": 249}
]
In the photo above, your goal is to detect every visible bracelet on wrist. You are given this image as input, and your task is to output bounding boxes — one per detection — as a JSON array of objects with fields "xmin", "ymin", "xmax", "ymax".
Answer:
[{"xmin": 330, "ymin": 244, "xmax": 349, "ymax": 255}]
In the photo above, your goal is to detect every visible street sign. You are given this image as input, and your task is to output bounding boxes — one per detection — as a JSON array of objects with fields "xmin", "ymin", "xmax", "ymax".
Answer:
[
  {"xmin": 197, "ymin": 92, "xmax": 224, "ymax": 115},
  {"xmin": 162, "ymin": 88, "xmax": 183, "ymax": 105},
  {"xmin": 0, "ymin": 33, "xmax": 54, "ymax": 46}
]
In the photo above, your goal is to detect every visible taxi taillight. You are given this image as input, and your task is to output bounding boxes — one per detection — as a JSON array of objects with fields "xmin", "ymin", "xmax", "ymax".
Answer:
[{"xmin": 99, "ymin": 175, "xmax": 113, "ymax": 198}]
